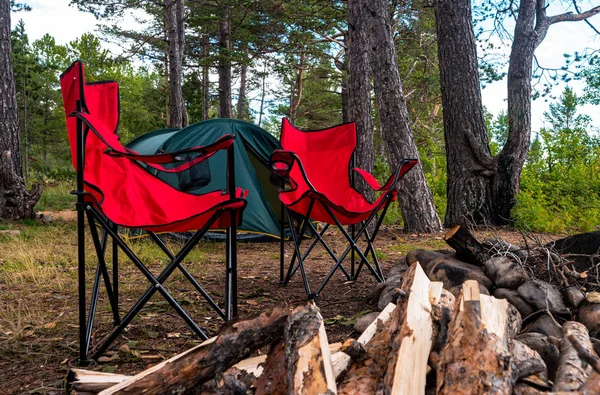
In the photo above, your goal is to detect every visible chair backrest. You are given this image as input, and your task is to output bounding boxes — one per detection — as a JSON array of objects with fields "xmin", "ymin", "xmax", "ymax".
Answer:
[
  {"xmin": 280, "ymin": 118, "xmax": 356, "ymax": 196},
  {"xmin": 60, "ymin": 60, "xmax": 121, "ymax": 169}
]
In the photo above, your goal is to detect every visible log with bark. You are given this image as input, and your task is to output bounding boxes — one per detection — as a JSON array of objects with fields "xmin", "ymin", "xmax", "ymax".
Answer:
[
  {"xmin": 444, "ymin": 225, "xmax": 491, "ymax": 266},
  {"xmin": 553, "ymin": 322, "xmax": 594, "ymax": 392},
  {"xmin": 284, "ymin": 303, "xmax": 337, "ymax": 395},
  {"xmin": 436, "ymin": 280, "xmax": 515, "ymax": 394},
  {"xmin": 99, "ymin": 308, "xmax": 289, "ymax": 394}
]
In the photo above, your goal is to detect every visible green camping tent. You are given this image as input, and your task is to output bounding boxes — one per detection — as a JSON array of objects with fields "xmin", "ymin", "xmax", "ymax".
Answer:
[{"xmin": 126, "ymin": 118, "xmax": 285, "ymax": 240}]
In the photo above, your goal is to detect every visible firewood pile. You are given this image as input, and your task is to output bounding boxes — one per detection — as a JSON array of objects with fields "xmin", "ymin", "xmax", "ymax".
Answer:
[{"xmin": 66, "ymin": 226, "xmax": 600, "ymax": 394}]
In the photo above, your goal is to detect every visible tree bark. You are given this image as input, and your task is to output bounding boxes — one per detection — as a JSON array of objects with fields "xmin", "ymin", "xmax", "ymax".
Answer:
[
  {"xmin": 218, "ymin": 7, "xmax": 232, "ymax": 118},
  {"xmin": 289, "ymin": 52, "xmax": 305, "ymax": 126},
  {"xmin": 236, "ymin": 60, "xmax": 248, "ymax": 120},
  {"xmin": 165, "ymin": 0, "xmax": 185, "ymax": 128},
  {"xmin": 0, "ymin": 0, "xmax": 42, "ymax": 220},
  {"xmin": 367, "ymin": 0, "xmax": 442, "ymax": 232},
  {"xmin": 347, "ymin": 0, "xmax": 375, "ymax": 202},
  {"xmin": 434, "ymin": 0, "xmax": 495, "ymax": 227},
  {"xmin": 202, "ymin": 25, "xmax": 210, "ymax": 121},
  {"xmin": 0, "ymin": 0, "xmax": 22, "ymax": 177}
]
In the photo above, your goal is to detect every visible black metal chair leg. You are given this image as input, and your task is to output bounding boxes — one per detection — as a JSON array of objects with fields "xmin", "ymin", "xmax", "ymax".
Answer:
[
  {"xmin": 112, "ymin": 222, "xmax": 119, "ymax": 325},
  {"xmin": 285, "ymin": 207, "xmax": 312, "ymax": 297},
  {"xmin": 280, "ymin": 201, "xmax": 285, "ymax": 284}
]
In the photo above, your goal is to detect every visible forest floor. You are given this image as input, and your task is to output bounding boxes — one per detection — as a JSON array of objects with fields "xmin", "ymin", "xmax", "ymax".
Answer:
[{"xmin": 0, "ymin": 203, "xmax": 558, "ymax": 394}]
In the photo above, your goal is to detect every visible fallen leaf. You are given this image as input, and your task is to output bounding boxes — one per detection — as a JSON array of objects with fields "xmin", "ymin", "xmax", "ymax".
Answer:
[
  {"xmin": 102, "ymin": 366, "xmax": 116, "ymax": 373},
  {"xmin": 587, "ymin": 291, "xmax": 600, "ymax": 303},
  {"xmin": 43, "ymin": 322, "xmax": 56, "ymax": 329},
  {"xmin": 167, "ymin": 332, "xmax": 181, "ymax": 338}
]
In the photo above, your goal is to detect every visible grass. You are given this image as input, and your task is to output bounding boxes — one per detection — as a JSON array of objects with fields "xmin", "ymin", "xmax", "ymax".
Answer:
[{"xmin": 34, "ymin": 181, "xmax": 75, "ymax": 212}]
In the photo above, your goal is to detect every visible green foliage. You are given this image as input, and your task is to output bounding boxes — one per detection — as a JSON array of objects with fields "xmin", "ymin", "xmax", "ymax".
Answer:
[
  {"xmin": 34, "ymin": 181, "xmax": 75, "ymax": 212},
  {"xmin": 512, "ymin": 88, "xmax": 600, "ymax": 234}
]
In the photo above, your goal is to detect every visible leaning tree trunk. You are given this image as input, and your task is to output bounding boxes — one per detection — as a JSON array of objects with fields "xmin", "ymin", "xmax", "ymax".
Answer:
[
  {"xmin": 434, "ymin": 0, "xmax": 496, "ymax": 227},
  {"xmin": 347, "ymin": 0, "xmax": 375, "ymax": 202},
  {"xmin": 0, "ymin": 0, "xmax": 42, "ymax": 220},
  {"xmin": 367, "ymin": 0, "xmax": 442, "ymax": 233},
  {"xmin": 202, "ymin": 25, "xmax": 210, "ymax": 121},
  {"xmin": 218, "ymin": 7, "xmax": 232, "ymax": 118},
  {"xmin": 495, "ymin": 0, "xmax": 539, "ymax": 223},
  {"xmin": 165, "ymin": 0, "xmax": 186, "ymax": 128}
]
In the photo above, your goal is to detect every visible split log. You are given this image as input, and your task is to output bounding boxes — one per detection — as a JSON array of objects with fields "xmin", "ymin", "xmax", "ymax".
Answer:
[
  {"xmin": 284, "ymin": 303, "xmax": 336, "ymax": 395},
  {"xmin": 381, "ymin": 262, "xmax": 443, "ymax": 395},
  {"xmin": 66, "ymin": 369, "xmax": 129, "ymax": 394},
  {"xmin": 437, "ymin": 280, "xmax": 515, "ymax": 394},
  {"xmin": 553, "ymin": 321, "xmax": 593, "ymax": 392},
  {"xmin": 99, "ymin": 308, "xmax": 289, "ymax": 394},
  {"xmin": 566, "ymin": 333, "xmax": 600, "ymax": 393},
  {"xmin": 444, "ymin": 225, "xmax": 491, "ymax": 266},
  {"xmin": 254, "ymin": 340, "xmax": 287, "ymax": 395},
  {"xmin": 337, "ymin": 263, "xmax": 422, "ymax": 394},
  {"xmin": 332, "ymin": 302, "xmax": 397, "ymax": 379}
]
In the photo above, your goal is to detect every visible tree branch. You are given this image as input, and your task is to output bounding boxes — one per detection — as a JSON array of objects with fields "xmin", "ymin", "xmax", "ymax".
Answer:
[{"xmin": 548, "ymin": 5, "xmax": 600, "ymax": 25}]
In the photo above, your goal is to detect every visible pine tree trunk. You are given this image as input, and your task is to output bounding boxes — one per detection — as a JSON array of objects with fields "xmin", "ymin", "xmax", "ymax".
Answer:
[
  {"xmin": 434, "ymin": 0, "xmax": 495, "ymax": 227},
  {"xmin": 347, "ymin": 0, "xmax": 375, "ymax": 202},
  {"xmin": 218, "ymin": 8, "xmax": 232, "ymax": 118},
  {"xmin": 202, "ymin": 27, "xmax": 209, "ymax": 121},
  {"xmin": 495, "ymin": 0, "xmax": 537, "ymax": 223},
  {"xmin": 0, "ymin": 0, "xmax": 42, "ymax": 220},
  {"xmin": 367, "ymin": 0, "xmax": 442, "ymax": 233},
  {"xmin": 1, "ymin": 0, "xmax": 22, "ymax": 178},
  {"xmin": 165, "ymin": 0, "xmax": 185, "ymax": 128},
  {"xmin": 237, "ymin": 60, "xmax": 248, "ymax": 120},
  {"xmin": 289, "ymin": 52, "xmax": 305, "ymax": 126}
]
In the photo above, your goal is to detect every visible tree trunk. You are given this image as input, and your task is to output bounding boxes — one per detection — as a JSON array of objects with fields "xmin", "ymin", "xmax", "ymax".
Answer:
[
  {"xmin": 218, "ymin": 8, "xmax": 232, "ymax": 118},
  {"xmin": 202, "ymin": 26, "xmax": 210, "ymax": 121},
  {"xmin": 347, "ymin": 0, "xmax": 375, "ymax": 202},
  {"xmin": 0, "ymin": 0, "xmax": 42, "ymax": 220},
  {"xmin": 367, "ymin": 0, "xmax": 442, "ymax": 233},
  {"xmin": 434, "ymin": 0, "xmax": 495, "ymax": 227},
  {"xmin": 165, "ymin": 0, "xmax": 185, "ymax": 128},
  {"xmin": 258, "ymin": 61, "xmax": 267, "ymax": 127},
  {"xmin": 0, "ymin": 0, "xmax": 21, "ymax": 178},
  {"xmin": 289, "ymin": 52, "xmax": 305, "ymax": 126},
  {"xmin": 236, "ymin": 56, "xmax": 248, "ymax": 120}
]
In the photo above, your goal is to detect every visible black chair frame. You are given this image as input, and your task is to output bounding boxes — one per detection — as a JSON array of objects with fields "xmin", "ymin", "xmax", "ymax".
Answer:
[
  {"xmin": 73, "ymin": 103, "xmax": 240, "ymax": 364},
  {"xmin": 273, "ymin": 151, "xmax": 416, "ymax": 300}
]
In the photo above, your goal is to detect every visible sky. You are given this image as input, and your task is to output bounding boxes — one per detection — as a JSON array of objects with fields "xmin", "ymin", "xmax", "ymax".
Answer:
[{"xmin": 11, "ymin": 0, "xmax": 600, "ymax": 132}]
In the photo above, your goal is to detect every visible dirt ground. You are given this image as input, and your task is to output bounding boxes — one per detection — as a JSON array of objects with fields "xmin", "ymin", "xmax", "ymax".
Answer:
[{"xmin": 0, "ymin": 215, "xmax": 553, "ymax": 394}]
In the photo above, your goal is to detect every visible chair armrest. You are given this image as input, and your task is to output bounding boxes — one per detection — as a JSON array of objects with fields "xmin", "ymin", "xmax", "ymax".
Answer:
[
  {"xmin": 73, "ymin": 111, "xmax": 233, "ymax": 173},
  {"xmin": 353, "ymin": 158, "xmax": 418, "ymax": 192},
  {"xmin": 269, "ymin": 150, "xmax": 317, "ymax": 192}
]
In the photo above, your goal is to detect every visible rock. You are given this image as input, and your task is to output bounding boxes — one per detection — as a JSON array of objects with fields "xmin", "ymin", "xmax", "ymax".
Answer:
[
  {"xmin": 354, "ymin": 311, "xmax": 380, "ymax": 333},
  {"xmin": 494, "ymin": 288, "xmax": 536, "ymax": 318},
  {"xmin": 483, "ymin": 256, "xmax": 528, "ymax": 289},
  {"xmin": 562, "ymin": 286, "xmax": 585, "ymax": 308},
  {"xmin": 578, "ymin": 303, "xmax": 600, "ymax": 332},
  {"xmin": 366, "ymin": 282, "xmax": 387, "ymax": 305},
  {"xmin": 405, "ymin": 249, "xmax": 448, "ymax": 273},
  {"xmin": 523, "ymin": 312, "xmax": 563, "ymax": 339},
  {"xmin": 38, "ymin": 212, "xmax": 54, "ymax": 224},
  {"xmin": 377, "ymin": 275, "xmax": 403, "ymax": 310},
  {"xmin": 517, "ymin": 280, "xmax": 569, "ymax": 315},
  {"xmin": 512, "ymin": 340, "xmax": 548, "ymax": 381},
  {"xmin": 426, "ymin": 256, "xmax": 493, "ymax": 296},
  {"xmin": 387, "ymin": 257, "xmax": 408, "ymax": 279},
  {"xmin": 516, "ymin": 333, "xmax": 560, "ymax": 381},
  {"xmin": 483, "ymin": 238, "xmax": 528, "ymax": 260},
  {"xmin": 0, "ymin": 229, "xmax": 20, "ymax": 237}
]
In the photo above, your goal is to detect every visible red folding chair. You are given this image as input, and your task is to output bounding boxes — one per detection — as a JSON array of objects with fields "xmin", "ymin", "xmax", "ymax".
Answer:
[
  {"xmin": 270, "ymin": 119, "xmax": 417, "ymax": 299},
  {"xmin": 60, "ymin": 61, "xmax": 248, "ymax": 364}
]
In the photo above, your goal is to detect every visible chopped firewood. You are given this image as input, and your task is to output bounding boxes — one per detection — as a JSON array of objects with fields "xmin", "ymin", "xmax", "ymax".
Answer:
[
  {"xmin": 254, "ymin": 340, "xmax": 287, "ymax": 395},
  {"xmin": 340, "ymin": 339, "xmax": 366, "ymax": 361},
  {"xmin": 331, "ymin": 302, "xmax": 397, "ymax": 379},
  {"xmin": 553, "ymin": 321, "xmax": 593, "ymax": 392},
  {"xmin": 65, "ymin": 369, "xmax": 129, "ymax": 394},
  {"xmin": 337, "ymin": 319, "xmax": 392, "ymax": 394},
  {"xmin": 437, "ymin": 280, "xmax": 515, "ymax": 394},
  {"xmin": 284, "ymin": 303, "xmax": 336, "ymax": 395},
  {"xmin": 444, "ymin": 225, "xmax": 491, "ymax": 266},
  {"xmin": 566, "ymin": 333, "xmax": 600, "ymax": 393},
  {"xmin": 99, "ymin": 308, "xmax": 289, "ymax": 394},
  {"xmin": 381, "ymin": 262, "xmax": 443, "ymax": 395}
]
